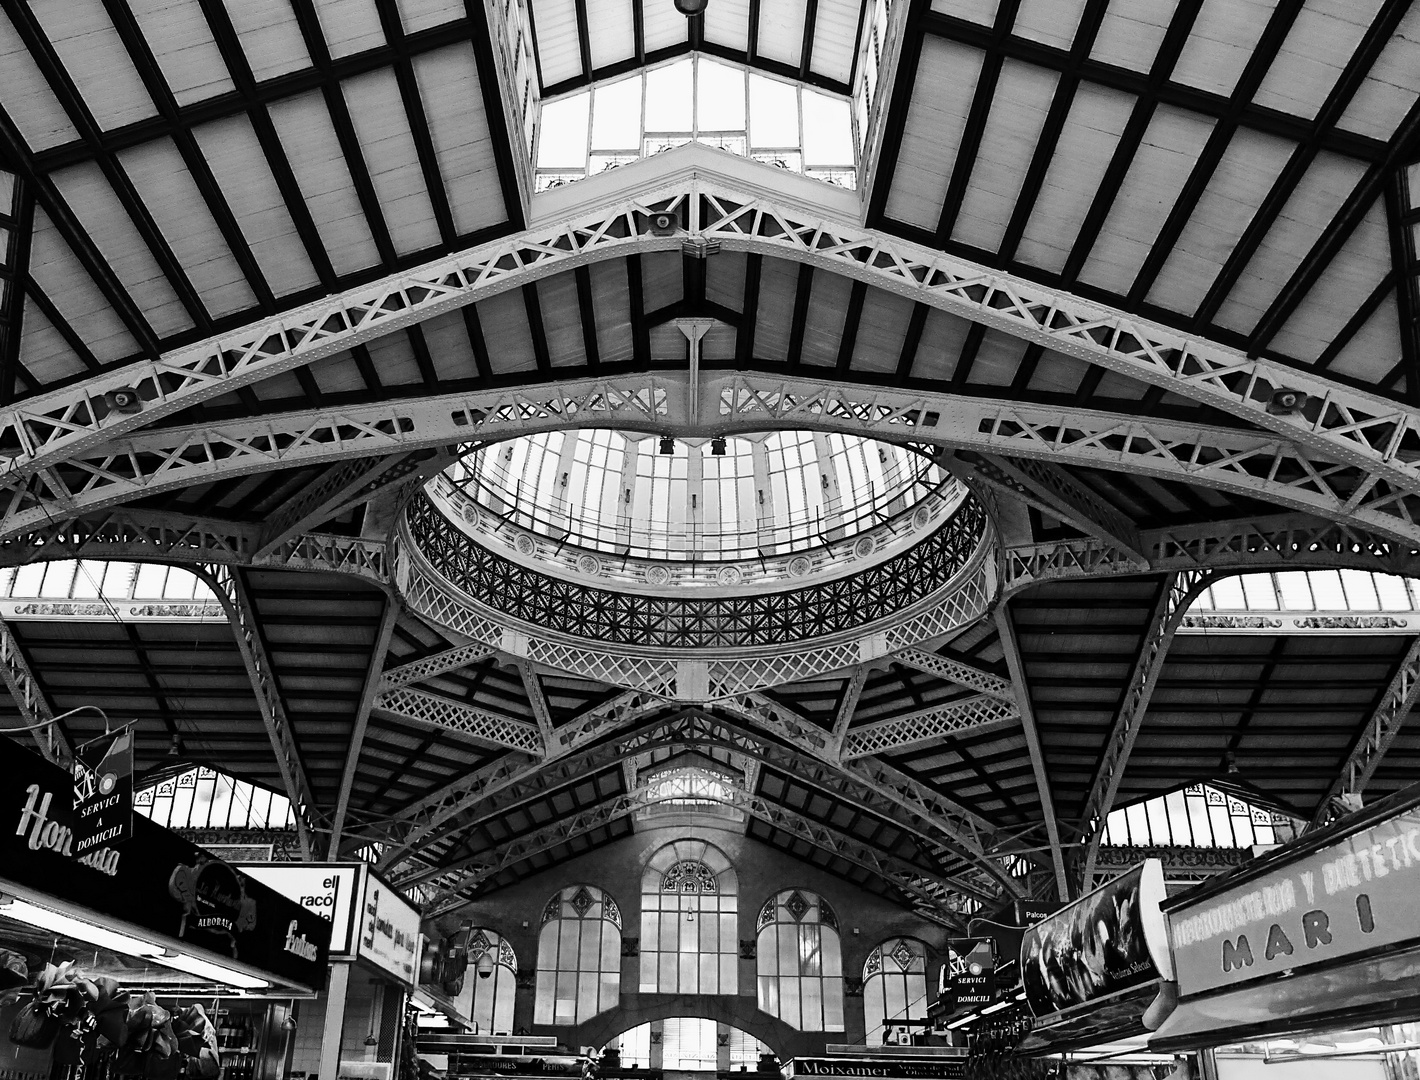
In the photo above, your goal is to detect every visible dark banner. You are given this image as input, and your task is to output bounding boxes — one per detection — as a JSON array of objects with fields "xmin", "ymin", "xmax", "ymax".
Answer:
[
  {"xmin": 1020, "ymin": 861, "xmax": 1170, "ymax": 1017},
  {"xmin": 967, "ymin": 900, "xmax": 1061, "ymax": 980},
  {"xmin": 940, "ymin": 938, "xmax": 995, "ymax": 1009},
  {"xmin": 72, "ymin": 727, "xmax": 134, "ymax": 851},
  {"xmin": 0, "ymin": 739, "xmax": 330, "ymax": 989},
  {"xmin": 786, "ymin": 1058, "xmax": 965, "ymax": 1079}
]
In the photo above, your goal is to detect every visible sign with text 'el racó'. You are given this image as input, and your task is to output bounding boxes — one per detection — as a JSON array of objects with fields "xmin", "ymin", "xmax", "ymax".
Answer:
[{"xmin": 1167, "ymin": 804, "xmax": 1420, "ymax": 997}]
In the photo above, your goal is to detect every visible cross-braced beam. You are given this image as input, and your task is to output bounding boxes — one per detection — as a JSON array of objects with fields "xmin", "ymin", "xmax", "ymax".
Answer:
[
  {"xmin": 1311, "ymin": 633, "xmax": 1420, "ymax": 827},
  {"xmin": 892, "ymin": 647, "xmax": 1015, "ymax": 701},
  {"xmin": 4, "ymin": 148, "xmax": 1418, "ymax": 516},
  {"xmin": 839, "ymin": 693, "xmax": 1019, "ymax": 758},
  {"xmin": 378, "ymin": 642, "xmax": 500, "ymax": 691},
  {"xmin": 372, "ymin": 685, "xmax": 544, "ymax": 754},
  {"xmin": 1075, "ymin": 571, "xmax": 1212, "ymax": 887},
  {"xmin": 204, "ymin": 564, "xmax": 317, "ymax": 858},
  {"xmin": 829, "ymin": 666, "xmax": 867, "ymax": 755}
]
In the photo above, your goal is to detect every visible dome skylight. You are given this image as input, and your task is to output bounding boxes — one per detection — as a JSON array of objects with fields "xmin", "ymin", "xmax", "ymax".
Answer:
[
  {"xmin": 536, "ymin": 55, "xmax": 857, "ymax": 191},
  {"xmin": 446, "ymin": 429, "xmax": 948, "ymax": 561}
]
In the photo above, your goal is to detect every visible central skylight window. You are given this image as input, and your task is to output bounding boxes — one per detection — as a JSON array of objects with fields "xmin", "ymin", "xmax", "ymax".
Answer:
[
  {"xmin": 536, "ymin": 55, "xmax": 857, "ymax": 191},
  {"xmin": 448, "ymin": 429, "xmax": 947, "ymax": 561}
]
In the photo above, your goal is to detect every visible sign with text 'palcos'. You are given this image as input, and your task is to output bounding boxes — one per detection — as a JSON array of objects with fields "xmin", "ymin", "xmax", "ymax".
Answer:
[{"xmin": 1167, "ymin": 806, "xmax": 1420, "ymax": 997}]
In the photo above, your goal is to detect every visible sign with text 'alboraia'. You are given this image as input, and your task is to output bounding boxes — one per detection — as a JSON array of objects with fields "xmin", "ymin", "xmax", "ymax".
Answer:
[
  {"xmin": 785, "ymin": 1058, "xmax": 965, "ymax": 1079},
  {"xmin": 1167, "ymin": 805, "xmax": 1420, "ymax": 996}
]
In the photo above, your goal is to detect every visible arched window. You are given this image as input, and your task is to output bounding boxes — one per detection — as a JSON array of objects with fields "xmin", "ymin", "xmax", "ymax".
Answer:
[
  {"xmin": 862, "ymin": 938, "xmax": 927, "ymax": 1044},
  {"xmin": 535, "ymin": 885, "xmax": 622, "ymax": 1025},
  {"xmin": 454, "ymin": 928, "xmax": 517, "ymax": 1035},
  {"xmin": 756, "ymin": 890, "xmax": 844, "ymax": 1031},
  {"xmin": 639, "ymin": 839, "xmax": 738, "ymax": 994}
]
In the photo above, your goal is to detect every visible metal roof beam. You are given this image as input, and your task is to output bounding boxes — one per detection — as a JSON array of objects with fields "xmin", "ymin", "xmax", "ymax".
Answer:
[
  {"xmin": 0, "ymin": 613, "xmax": 70, "ymax": 763},
  {"xmin": 12, "ymin": 370, "xmax": 1420, "ymax": 546},
  {"xmin": 892, "ymin": 647, "xmax": 1014, "ymax": 701},
  {"xmin": 1075, "ymin": 571, "xmax": 1211, "ymax": 888},
  {"xmin": 839, "ymin": 693, "xmax": 1019, "ymax": 759},
  {"xmin": 993, "ymin": 604, "xmax": 1068, "ymax": 900},
  {"xmin": 829, "ymin": 665, "xmax": 867, "ymax": 756},
  {"xmin": 371, "ymin": 685, "xmax": 544, "ymax": 755},
  {"xmin": 204, "ymin": 565, "xmax": 317, "ymax": 858},
  {"xmin": 2, "ymin": 156, "xmax": 1419, "ymax": 514},
  {"xmin": 1311, "ymin": 634, "xmax": 1420, "ymax": 827},
  {"xmin": 379, "ymin": 643, "xmax": 501, "ymax": 691},
  {"xmin": 328, "ymin": 597, "xmax": 403, "ymax": 855}
]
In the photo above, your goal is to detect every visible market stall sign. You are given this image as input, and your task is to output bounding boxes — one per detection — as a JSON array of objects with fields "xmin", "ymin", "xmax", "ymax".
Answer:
[
  {"xmin": 1167, "ymin": 805, "xmax": 1420, "ymax": 996},
  {"xmin": 359, "ymin": 869, "xmax": 421, "ymax": 985},
  {"xmin": 939, "ymin": 938, "xmax": 995, "ymax": 1009},
  {"xmin": 237, "ymin": 863, "xmax": 361, "ymax": 957},
  {"xmin": 1020, "ymin": 860, "xmax": 1172, "ymax": 1018},
  {"xmin": 72, "ymin": 727, "xmax": 134, "ymax": 851},
  {"xmin": 1, "ymin": 738, "xmax": 331, "ymax": 990}
]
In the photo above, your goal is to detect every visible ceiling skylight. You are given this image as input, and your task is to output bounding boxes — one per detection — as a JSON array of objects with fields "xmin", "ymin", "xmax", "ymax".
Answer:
[
  {"xmin": 448, "ymin": 429, "xmax": 948, "ymax": 561},
  {"xmin": 536, "ymin": 55, "xmax": 857, "ymax": 191}
]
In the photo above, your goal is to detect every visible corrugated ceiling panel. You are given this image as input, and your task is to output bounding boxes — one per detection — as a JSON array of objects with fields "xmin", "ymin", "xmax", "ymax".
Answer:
[{"xmin": 413, "ymin": 43, "xmax": 507, "ymax": 236}]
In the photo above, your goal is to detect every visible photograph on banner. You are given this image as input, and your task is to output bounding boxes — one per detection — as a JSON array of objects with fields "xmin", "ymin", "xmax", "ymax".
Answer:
[{"xmin": 1020, "ymin": 861, "xmax": 1170, "ymax": 1016}]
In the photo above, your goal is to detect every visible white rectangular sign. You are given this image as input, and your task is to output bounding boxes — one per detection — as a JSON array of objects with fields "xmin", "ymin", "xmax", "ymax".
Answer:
[
  {"xmin": 237, "ymin": 863, "xmax": 362, "ymax": 957},
  {"xmin": 358, "ymin": 869, "xmax": 422, "ymax": 986}
]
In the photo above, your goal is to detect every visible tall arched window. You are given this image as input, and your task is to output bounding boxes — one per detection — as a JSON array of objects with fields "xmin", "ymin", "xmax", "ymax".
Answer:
[
  {"xmin": 535, "ymin": 885, "xmax": 622, "ymax": 1025},
  {"xmin": 862, "ymin": 938, "xmax": 927, "ymax": 1044},
  {"xmin": 640, "ymin": 840, "xmax": 739, "ymax": 994},
  {"xmin": 756, "ymin": 890, "xmax": 844, "ymax": 1031},
  {"xmin": 454, "ymin": 928, "xmax": 518, "ymax": 1035}
]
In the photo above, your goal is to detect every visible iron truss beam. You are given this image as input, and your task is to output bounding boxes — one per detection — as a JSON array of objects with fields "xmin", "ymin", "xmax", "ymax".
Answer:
[
  {"xmin": 371, "ymin": 686, "xmax": 544, "ymax": 755},
  {"xmin": 1311, "ymin": 633, "xmax": 1420, "ymax": 827},
  {"xmin": 0, "ymin": 508, "xmax": 389, "ymax": 583},
  {"xmin": 3, "ymin": 152, "xmax": 1420, "ymax": 517},
  {"xmin": 892, "ymin": 647, "xmax": 1015, "ymax": 701},
  {"xmin": 839, "ymin": 693, "xmax": 1019, "ymax": 759},
  {"xmin": 1002, "ymin": 513, "xmax": 1420, "ymax": 594},
  {"xmin": 378, "ymin": 643, "xmax": 500, "ymax": 691},
  {"xmin": 0, "ymin": 612, "xmax": 69, "ymax": 762},
  {"xmin": 1075, "ymin": 571, "xmax": 1212, "ymax": 886},
  {"xmin": 965, "ymin": 454, "xmax": 1147, "ymax": 561},
  {"xmin": 18, "ymin": 368, "xmax": 1420, "ymax": 545},
  {"xmin": 203, "ymin": 565, "xmax": 318, "ymax": 858},
  {"xmin": 255, "ymin": 449, "xmax": 454, "ymax": 556},
  {"xmin": 384, "ymin": 705, "xmax": 1018, "ymax": 899},
  {"xmin": 422, "ymin": 781, "xmax": 979, "ymax": 925}
]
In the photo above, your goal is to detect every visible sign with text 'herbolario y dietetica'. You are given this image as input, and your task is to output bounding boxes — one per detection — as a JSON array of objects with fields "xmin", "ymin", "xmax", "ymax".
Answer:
[
  {"xmin": 1167, "ymin": 806, "xmax": 1420, "ymax": 996},
  {"xmin": 237, "ymin": 863, "xmax": 361, "ymax": 957}
]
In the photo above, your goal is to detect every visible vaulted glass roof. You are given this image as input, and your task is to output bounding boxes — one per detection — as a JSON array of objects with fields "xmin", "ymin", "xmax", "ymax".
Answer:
[{"xmin": 448, "ymin": 429, "xmax": 948, "ymax": 560}]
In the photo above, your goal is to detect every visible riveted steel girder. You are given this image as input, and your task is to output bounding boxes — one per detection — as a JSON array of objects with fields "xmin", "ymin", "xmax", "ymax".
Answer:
[{"xmin": 3, "ymin": 148, "xmax": 1418, "ymax": 515}]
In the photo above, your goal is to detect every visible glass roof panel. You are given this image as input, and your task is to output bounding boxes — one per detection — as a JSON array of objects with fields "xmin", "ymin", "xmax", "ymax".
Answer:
[{"xmin": 447, "ymin": 429, "xmax": 948, "ymax": 561}]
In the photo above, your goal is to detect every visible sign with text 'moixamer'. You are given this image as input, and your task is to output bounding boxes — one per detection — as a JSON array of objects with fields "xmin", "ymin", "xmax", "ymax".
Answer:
[
  {"xmin": 785, "ymin": 1058, "xmax": 964, "ymax": 1079},
  {"xmin": 1167, "ymin": 807, "xmax": 1420, "ymax": 996}
]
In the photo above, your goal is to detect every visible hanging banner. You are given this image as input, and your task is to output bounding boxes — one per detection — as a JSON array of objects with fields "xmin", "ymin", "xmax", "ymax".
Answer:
[
  {"xmin": 1166, "ymin": 803, "xmax": 1420, "ymax": 997},
  {"xmin": 939, "ymin": 938, "xmax": 995, "ymax": 1009},
  {"xmin": 237, "ymin": 863, "xmax": 362, "ymax": 957},
  {"xmin": 1020, "ymin": 860, "xmax": 1172, "ymax": 1018},
  {"xmin": 1, "ymin": 737, "xmax": 331, "ymax": 989},
  {"xmin": 72, "ymin": 727, "xmax": 134, "ymax": 851},
  {"xmin": 359, "ymin": 868, "xmax": 422, "ymax": 985}
]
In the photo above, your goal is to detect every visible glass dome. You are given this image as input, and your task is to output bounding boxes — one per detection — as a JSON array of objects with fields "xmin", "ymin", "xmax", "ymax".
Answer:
[{"xmin": 445, "ymin": 430, "xmax": 948, "ymax": 561}]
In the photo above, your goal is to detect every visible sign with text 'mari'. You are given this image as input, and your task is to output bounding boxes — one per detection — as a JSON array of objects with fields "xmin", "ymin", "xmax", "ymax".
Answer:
[{"xmin": 1167, "ymin": 806, "xmax": 1420, "ymax": 997}]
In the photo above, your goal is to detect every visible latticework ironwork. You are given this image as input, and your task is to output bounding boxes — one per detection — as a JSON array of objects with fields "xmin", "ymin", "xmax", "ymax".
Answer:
[{"xmin": 405, "ymin": 490, "xmax": 987, "ymax": 648}]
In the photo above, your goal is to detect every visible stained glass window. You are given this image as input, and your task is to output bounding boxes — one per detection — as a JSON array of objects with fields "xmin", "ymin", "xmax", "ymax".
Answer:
[
  {"xmin": 455, "ymin": 928, "xmax": 518, "ymax": 1035},
  {"xmin": 640, "ymin": 840, "xmax": 738, "ymax": 995},
  {"xmin": 534, "ymin": 885, "xmax": 622, "ymax": 1025},
  {"xmin": 862, "ymin": 938, "xmax": 927, "ymax": 1045},
  {"xmin": 756, "ymin": 890, "xmax": 844, "ymax": 1031}
]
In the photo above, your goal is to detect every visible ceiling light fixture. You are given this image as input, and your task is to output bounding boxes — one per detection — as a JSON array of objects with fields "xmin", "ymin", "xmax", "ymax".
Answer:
[
  {"xmin": 0, "ymin": 895, "xmax": 164, "ymax": 958},
  {"xmin": 658, "ymin": 437, "xmax": 675, "ymax": 455},
  {"xmin": 153, "ymin": 950, "xmax": 269, "ymax": 990},
  {"xmin": 710, "ymin": 438, "xmax": 726, "ymax": 456}
]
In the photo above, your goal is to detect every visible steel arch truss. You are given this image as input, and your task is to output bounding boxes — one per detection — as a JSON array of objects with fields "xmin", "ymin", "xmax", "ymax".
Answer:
[
  {"xmin": 3, "ymin": 155, "xmax": 1420, "ymax": 499},
  {"xmin": 13, "ymin": 369, "xmax": 1420, "ymax": 545}
]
